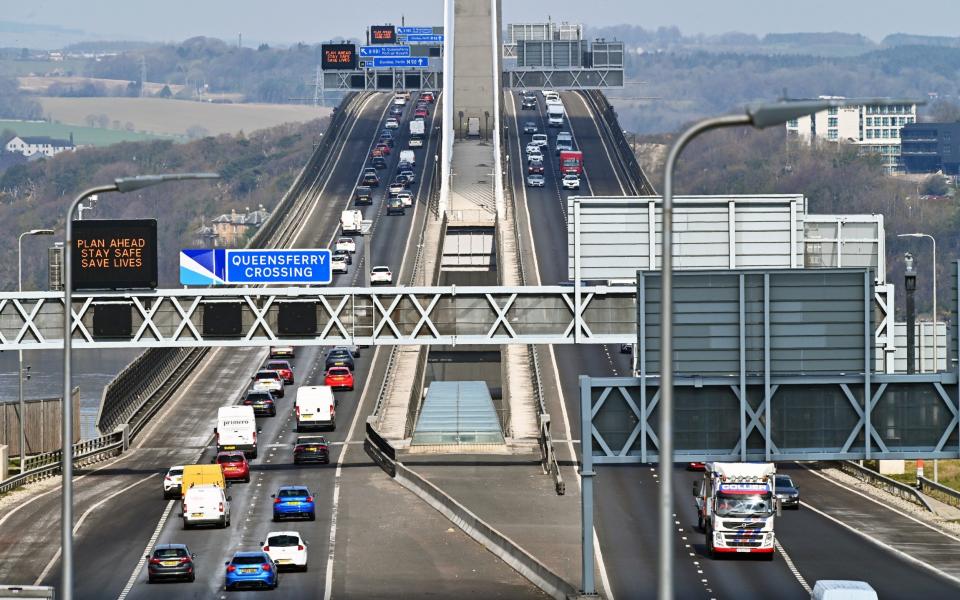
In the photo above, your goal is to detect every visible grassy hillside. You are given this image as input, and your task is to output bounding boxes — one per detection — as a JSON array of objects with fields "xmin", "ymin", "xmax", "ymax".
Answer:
[
  {"xmin": 0, "ymin": 119, "xmax": 171, "ymax": 146},
  {"xmin": 36, "ymin": 97, "xmax": 330, "ymax": 137}
]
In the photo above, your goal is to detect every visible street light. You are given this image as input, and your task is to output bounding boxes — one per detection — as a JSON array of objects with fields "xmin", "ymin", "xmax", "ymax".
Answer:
[
  {"xmin": 898, "ymin": 233, "xmax": 936, "ymax": 373},
  {"xmin": 655, "ymin": 97, "xmax": 919, "ymax": 600},
  {"xmin": 60, "ymin": 172, "xmax": 218, "ymax": 599},
  {"xmin": 17, "ymin": 228, "xmax": 55, "ymax": 471}
]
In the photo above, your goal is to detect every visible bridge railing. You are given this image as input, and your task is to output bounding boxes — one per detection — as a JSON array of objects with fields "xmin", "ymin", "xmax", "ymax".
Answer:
[
  {"xmin": 838, "ymin": 460, "xmax": 934, "ymax": 511},
  {"xmin": 582, "ymin": 90, "xmax": 657, "ymax": 195},
  {"xmin": 919, "ymin": 475, "xmax": 960, "ymax": 509}
]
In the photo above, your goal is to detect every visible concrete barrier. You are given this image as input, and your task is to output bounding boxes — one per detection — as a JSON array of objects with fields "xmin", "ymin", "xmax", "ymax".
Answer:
[
  {"xmin": 0, "ymin": 445, "xmax": 7, "ymax": 481},
  {"xmin": 393, "ymin": 461, "xmax": 578, "ymax": 600}
]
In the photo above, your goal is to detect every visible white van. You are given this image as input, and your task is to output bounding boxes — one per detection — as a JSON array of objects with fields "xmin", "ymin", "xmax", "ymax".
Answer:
[
  {"xmin": 182, "ymin": 484, "xmax": 231, "ymax": 529},
  {"xmin": 295, "ymin": 386, "xmax": 336, "ymax": 431},
  {"xmin": 399, "ymin": 149, "xmax": 416, "ymax": 167},
  {"xmin": 216, "ymin": 405, "xmax": 258, "ymax": 458},
  {"xmin": 811, "ymin": 581, "xmax": 878, "ymax": 600}
]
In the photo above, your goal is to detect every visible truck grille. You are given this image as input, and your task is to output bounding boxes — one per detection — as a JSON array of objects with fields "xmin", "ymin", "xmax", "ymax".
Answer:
[
  {"xmin": 723, "ymin": 520, "xmax": 765, "ymax": 530},
  {"xmin": 722, "ymin": 533, "xmax": 763, "ymax": 547}
]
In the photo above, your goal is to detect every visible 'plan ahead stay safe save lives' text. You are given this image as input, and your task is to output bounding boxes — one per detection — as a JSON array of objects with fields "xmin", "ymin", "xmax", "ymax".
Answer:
[{"xmin": 76, "ymin": 237, "xmax": 146, "ymax": 269}]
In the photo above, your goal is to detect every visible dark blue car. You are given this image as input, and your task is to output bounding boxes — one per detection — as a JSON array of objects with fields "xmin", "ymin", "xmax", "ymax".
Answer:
[
  {"xmin": 224, "ymin": 551, "xmax": 278, "ymax": 591},
  {"xmin": 272, "ymin": 486, "xmax": 316, "ymax": 521}
]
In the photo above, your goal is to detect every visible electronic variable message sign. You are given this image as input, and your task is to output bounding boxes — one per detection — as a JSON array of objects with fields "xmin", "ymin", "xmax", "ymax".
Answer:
[
  {"xmin": 72, "ymin": 219, "xmax": 157, "ymax": 290},
  {"xmin": 321, "ymin": 43, "xmax": 358, "ymax": 70},
  {"xmin": 370, "ymin": 25, "xmax": 397, "ymax": 45}
]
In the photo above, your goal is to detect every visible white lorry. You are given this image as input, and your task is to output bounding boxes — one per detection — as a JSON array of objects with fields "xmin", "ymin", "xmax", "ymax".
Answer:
[
  {"xmin": 693, "ymin": 462, "xmax": 779, "ymax": 559},
  {"xmin": 215, "ymin": 405, "xmax": 258, "ymax": 458},
  {"xmin": 340, "ymin": 209, "xmax": 363, "ymax": 235},
  {"xmin": 547, "ymin": 104, "xmax": 565, "ymax": 127},
  {"xmin": 409, "ymin": 119, "xmax": 425, "ymax": 148}
]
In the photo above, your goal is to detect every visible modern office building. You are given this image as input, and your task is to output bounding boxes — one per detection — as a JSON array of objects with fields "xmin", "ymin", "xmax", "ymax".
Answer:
[
  {"xmin": 900, "ymin": 122, "xmax": 960, "ymax": 174},
  {"xmin": 785, "ymin": 96, "xmax": 917, "ymax": 172}
]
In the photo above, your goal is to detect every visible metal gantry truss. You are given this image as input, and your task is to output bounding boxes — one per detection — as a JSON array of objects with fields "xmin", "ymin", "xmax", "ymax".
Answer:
[
  {"xmin": 0, "ymin": 285, "xmax": 635, "ymax": 350},
  {"xmin": 323, "ymin": 70, "xmax": 442, "ymax": 91},
  {"xmin": 504, "ymin": 68, "xmax": 624, "ymax": 89},
  {"xmin": 581, "ymin": 372, "xmax": 960, "ymax": 462}
]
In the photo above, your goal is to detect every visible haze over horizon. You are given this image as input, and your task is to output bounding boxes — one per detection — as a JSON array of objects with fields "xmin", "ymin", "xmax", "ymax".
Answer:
[{"xmin": 2, "ymin": 0, "xmax": 959, "ymax": 48}]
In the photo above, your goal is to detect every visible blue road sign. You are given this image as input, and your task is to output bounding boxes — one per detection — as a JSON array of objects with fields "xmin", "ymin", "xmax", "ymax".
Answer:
[
  {"xmin": 180, "ymin": 249, "xmax": 332, "ymax": 285},
  {"xmin": 403, "ymin": 34, "xmax": 443, "ymax": 43},
  {"xmin": 360, "ymin": 45, "xmax": 411, "ymax": 57},
  {"xmin": 397, "ymin": 27, "xmax": 433, "ymax": 35},
  {"xmin": 370, "ymin": 57, "xmax": 429, "ymax": 68}
]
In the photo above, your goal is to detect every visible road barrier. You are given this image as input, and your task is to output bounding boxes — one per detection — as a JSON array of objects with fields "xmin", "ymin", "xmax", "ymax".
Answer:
[
  {"xmin": 582, "ymin": 90, "xmax": 656, "ymax": 196},
  {"xmin": 837, "ymin": 460, "xmax": 934, "ymax": 512},
  {"xmin": 362, "ymin": 421, "xmax": 576, "ymax": 600},
  {"xmin": 0, "ymin": 92, "xmax": 372, "ymax": 496},
  {"xmin": 919, "ymin": 476, "xmax": 960, "ymax": 509}
]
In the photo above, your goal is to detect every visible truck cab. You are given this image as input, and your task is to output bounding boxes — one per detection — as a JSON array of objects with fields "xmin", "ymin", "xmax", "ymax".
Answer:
[{"xmin": 694, "ymin": 462, "xmax": 779, "ymax": 559}]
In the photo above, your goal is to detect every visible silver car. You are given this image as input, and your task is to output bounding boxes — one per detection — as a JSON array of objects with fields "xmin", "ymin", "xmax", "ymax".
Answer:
[{"xmin": 526, "ymin": 174, "xmax": 545, "ymax": 187}]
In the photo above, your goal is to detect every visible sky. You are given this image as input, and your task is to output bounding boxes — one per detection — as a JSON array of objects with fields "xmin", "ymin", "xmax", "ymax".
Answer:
[{"xmin": 2, "ymin": 0, "xmax": 960, "ymax": 47}]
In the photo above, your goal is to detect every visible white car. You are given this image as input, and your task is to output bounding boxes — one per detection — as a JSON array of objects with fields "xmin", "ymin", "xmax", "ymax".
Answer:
[
  {"xmin": 396, "ymin": 190, "xmax": 413, "ymax": 207},
  {"xmin": 252, "ymin": 370, "xmax": 284, "ymax": 397},
  {"xmin": 270, "ymin": 345, "xmax": 295, "ymax": 359},
  {"xmin": 385, "ymin": 118, "xmax": 400, "ymax": 129},
  {"xmin": 525, "ymin": 142, "xmax": 542, "ymax": 155},
  {"xmin": 335, "ymin": 237, "xmax": 356, "ymax": 253},
  {"xmin": 370, "ymin": 266, "xmax": 393, "ymax": 284},
  {"xmin": 331, "ymin": 255, "xmax": 348, "ymax": 274},
  {"xmin": 262, "ymin": 531, "xmax": 308, "ymax": 571},
  {"xmin": 163, "ymin": 465, "xmax": 184, "ymax": 499},
  {"xmin": 531, "ymin": 133, "xmax": 548, "ymax": 147},
  {"xmin": 392, "ymin": 94, "xmax": 407, "ymax": 106},
  {"xmin": 562, "ymin": 174, "xmax": 581, "ymax": 190}
]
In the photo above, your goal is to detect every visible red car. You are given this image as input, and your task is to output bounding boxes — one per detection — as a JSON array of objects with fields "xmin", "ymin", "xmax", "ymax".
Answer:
[
  {"xmin": 375, "ymin": 143, "xmax": 391, "ymax": 155},
  {"xmin": 421, "ymin": 91, "xmax": 435, "ymax": 103},
  {"xmin": 324, "ymin": 367, "xmax": 354, "ymax": 391},
  {"xmin": 414, "ymin": 107, "xmax": 428, "ymax": 118},
  {"xmin": 216, "ymin": 451, "xmax": 250, "ymax": 483},
  {"xmin": 370, "ymin": 147, "xmax": 384, "ymax": 158},
  {"xmin": 686, "ymin": 462, "xmax": 706, "ymax": 471},
  {"xmin": 265, "ymin": 360, "xmax": 294, "ymax": 385}
]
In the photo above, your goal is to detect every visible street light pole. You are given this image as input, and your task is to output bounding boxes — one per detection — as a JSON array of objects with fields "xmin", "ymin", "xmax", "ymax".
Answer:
[
  {"xmin": 898, "ymin": 233, "xmax": 936, "ymax": 373},
  {"xmin": 655, "ymin": 97, "xmax": 919, "ymax": 599},
  {"xmin": 17, "ymin": 229, "xmax": 55, "ymax": 471},
  {"xmin": 61, "ymin": 173, "xmax": 217, "ymax": 599}
]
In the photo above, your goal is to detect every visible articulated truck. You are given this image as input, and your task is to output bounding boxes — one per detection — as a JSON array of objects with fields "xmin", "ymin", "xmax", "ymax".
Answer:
[{"xmin": 693, "ymin": 462, "xmax": 779, "ymax": 559}]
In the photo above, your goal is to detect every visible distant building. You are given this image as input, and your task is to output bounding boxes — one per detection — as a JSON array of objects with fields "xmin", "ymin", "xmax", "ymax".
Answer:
[
  {"xmin": 4, "ymin": 135, "xmax": 76, "ymax": 158},
  {"xmin": 199, "ymin": 206, "xmax": 271, "ymax": 247},
  {"xmin": 785, "ymin": 96, "xmax": 917, "ymax": 173},
  {"xmin": 900, "ymin": 122, "xmax": 960, "ymax": 175}
]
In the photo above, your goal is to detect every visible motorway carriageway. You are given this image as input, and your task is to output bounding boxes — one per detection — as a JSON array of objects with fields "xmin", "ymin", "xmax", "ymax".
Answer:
[
  {"xmin": 505, "ymin": 89, "xmax": 960, "ymax": 599},
  {"xmin": 0, "ymin": 92, "xmax": 501, "ymax": 599}
]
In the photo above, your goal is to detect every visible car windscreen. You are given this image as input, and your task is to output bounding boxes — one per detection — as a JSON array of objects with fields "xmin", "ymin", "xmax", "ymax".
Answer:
[
  {"xmin": 233, "ymin": 555, "xmax": 267, "ymax": 565},
  {"xmin": 267, "ymin": 535, "xmax": 300, "ymax": 546},
  {"xmin": 715, "ymin": 492, "xmax": 774, "ymax": 518},
  {"xmin": 278, "ymin": 488, "xmax": 308, "ymax": 498},
  {"xmin": 246, "ymin": 392, "xmax": 271, "ymax": 400},
  {"xmin": 775, "ymin": 476, "xmax": 794, "ymax": 488},
  {"xmin": 255, "ymin": 372, "xmax": 279, "ymax": 380},
  {"xmin": 328, "ymin": 368, "xmax": 350, "ymax": 376},
  {"xmin": 168, "ymin": 467, "xmax": 183, "ymax": 475},
  {"xmin": 218, "ymin": 454, "xmax": 244, "ymax": 463},
  {"xmin": 154, "ymin": 547, "xmax": 187, "ymax": 558},
  {"xmin": 266, "ymin": 362, "xmax": 287, "ymax": 370}
]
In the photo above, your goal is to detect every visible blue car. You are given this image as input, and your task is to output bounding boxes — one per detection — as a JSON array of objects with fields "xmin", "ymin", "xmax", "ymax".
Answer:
[
  {"xmin": 272, "ymin": 486, "xmax": 315, "ymax": 521},
  {"xmin": 224, "ymin": 551, "xmax": 278, "ymax": 591}
]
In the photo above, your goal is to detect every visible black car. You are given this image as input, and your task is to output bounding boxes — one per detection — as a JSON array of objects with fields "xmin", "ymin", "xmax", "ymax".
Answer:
[
  {"xmin": 242, "ymin": 390, "xmax": 276, "ymax": 417},
  {"xmin": 774, "ymin": 474, "xmax": 800, "ymax": 508},
  {"xmin": 293, "ymin": 435, "xmax": 330, "ymax": 465},
  {"xmin": 354, "ymin": 186, "xmax": 373, "ymax": 205},
  {"xmin": 333, "ymin": 248, "xmax": 352, "ymax": 265},
  {"xmin": 389, "ymin": 105, "xmax": 403, "ymax": 116},
  {"xmin": 147, "ymin": 543, "xmax": 197, "ymax": 583},
  {"xmin": 370, "ymin": 156, "xmax": 387, "ymax": 170},
  {"xmin": 397, "ymin": 160, "xmax": 413, "ymax": 172},
  {"xmin": 362, "ymin": 168, "xmax": 380, "ymax": 185},
  {"xmin": 527, "ymin": 159, "xmax": 544, "ymax": 174},
  {"xmin": 324, "ymin": 348, "xmax": 355, "ymax": 371},
  {"xmin": 393, "ymin": 174, "xmax": 412, "ymax": 187},
  {"xmin": 387, "ymin": 196, "xmax": 405, "ymax": 215},
  {"xmin": 522, "ymin": 121, "xmax": 538, "ymax": 134},
  {"xmin": 521, "ymin": 97, "xmax": 537, "ymax": 110}
]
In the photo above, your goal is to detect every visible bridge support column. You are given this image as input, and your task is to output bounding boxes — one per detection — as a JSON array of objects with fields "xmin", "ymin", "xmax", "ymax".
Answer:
[{"xmin": 579, "ymin": 376, "xmax": 597, "ymax": 596}]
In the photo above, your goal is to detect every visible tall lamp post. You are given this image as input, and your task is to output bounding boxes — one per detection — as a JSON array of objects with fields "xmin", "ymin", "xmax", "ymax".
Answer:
[
  {"xmin": 655, "ymin": 97, "xmax": 916, "ymax": 600},
  {"xmin": 897, "ymin": 233, "xmax": 936, "ymax": 373},
  {"xmin": 18, "ymin": 228, "xmax": 55, "ymax": 470},
  {"xmin": 60, "ymin": 173, "xmax": 218, "ymax": 599}
]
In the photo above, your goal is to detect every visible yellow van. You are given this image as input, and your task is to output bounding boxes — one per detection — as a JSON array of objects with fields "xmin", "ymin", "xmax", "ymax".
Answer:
[{"xmin": 179, "ymin": 464, "xmax": 225, "ymax": 498}]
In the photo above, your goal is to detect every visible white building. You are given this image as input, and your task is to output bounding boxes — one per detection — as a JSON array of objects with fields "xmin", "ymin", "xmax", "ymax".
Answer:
[
  {"xmin": 785, "ymin": 96, "xmax": 916, "ymax": 172},
  {"xmin": 4, "ymin": 135, "xmax": 76, "ymax": 158}
]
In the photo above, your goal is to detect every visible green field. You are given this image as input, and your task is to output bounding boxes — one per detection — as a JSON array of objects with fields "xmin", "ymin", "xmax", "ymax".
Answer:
[{"xmin": 0, "ymin": 119, "xmax": 176, "ymax": 147}]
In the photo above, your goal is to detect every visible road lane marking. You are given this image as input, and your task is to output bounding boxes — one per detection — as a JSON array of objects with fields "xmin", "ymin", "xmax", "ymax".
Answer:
[
  {"xmin": 34, "ymin": 472, "xmax": 157, "ymax": 586},
  {"xmin": 775, "ymin": 539, "xmax": 811, "ymax": 594},
  {"xmin": 801, "ymin": 498, "xmax": 960, "ymax": 587},
  {"xmin": 323, "ymin": 345, "xmax": 382, "ymax": 600},
  {"xmin": 570, "ymin": 91, "xmax": 627, "ymax": 196},
  {"xmin": 116, "ymin": 499, "xmax": 175, "ymax": 600}
]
